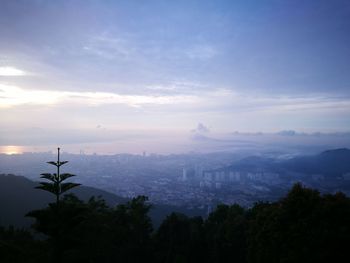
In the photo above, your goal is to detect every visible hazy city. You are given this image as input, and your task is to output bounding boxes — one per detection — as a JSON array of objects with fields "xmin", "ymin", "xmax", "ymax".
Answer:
[
  {"xmin": 1, "ymin": 1, "xmax": 350, "ymax": 262},
  {"xmin": 1, "ymin": 143, "xmax": 350, "ymax": 215}
]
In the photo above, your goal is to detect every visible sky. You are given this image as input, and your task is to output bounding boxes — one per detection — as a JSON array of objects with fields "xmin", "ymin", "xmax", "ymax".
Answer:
[{"xmin": 0, "ymin": 0, "xmax": 350, "ymax": 154}]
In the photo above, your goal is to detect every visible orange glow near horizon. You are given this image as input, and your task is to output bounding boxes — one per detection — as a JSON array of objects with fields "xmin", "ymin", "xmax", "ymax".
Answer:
[{"xmin": 0, "ymin": 145, "xmax": 23, "ymax": 155}]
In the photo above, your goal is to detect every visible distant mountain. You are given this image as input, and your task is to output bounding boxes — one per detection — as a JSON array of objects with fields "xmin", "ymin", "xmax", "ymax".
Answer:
[
  {"xmin": 212, "ymin": 156, "xmax": 278, "ymax": 173},
  {"xmin": 0, "ymin": 174, "xmax": 127, "ymax": 227},
  {"xmin": 0, "ymin": 174, "xmax": 204, "ymax": 228},
  {"xmin": 230, "ymin": 156, "xmax": 276, "ymax": 171},
  {"xmin": 282, "ymin": 148, "xmax": 350, "ymax": 178},
  {"xmin": 210, "ymin": 148, "xmax": 350, "ymax": 179}
]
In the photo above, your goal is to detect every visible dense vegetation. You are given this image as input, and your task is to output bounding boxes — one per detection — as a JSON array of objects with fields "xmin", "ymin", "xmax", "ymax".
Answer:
[{"xmin": 1, "ymin": 183, "xmax": 349, "ymax": 263}]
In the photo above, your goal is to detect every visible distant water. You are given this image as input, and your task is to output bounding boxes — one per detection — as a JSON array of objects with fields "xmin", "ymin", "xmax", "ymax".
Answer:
[{"xmin": 1, "ymin": 132, "xmax": 350, "ymax": 155}]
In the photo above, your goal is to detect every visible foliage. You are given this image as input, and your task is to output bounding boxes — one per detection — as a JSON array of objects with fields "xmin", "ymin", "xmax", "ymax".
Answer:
[
  {"xmin": 154, "ymin": 213, "xmax": 207, "ymax": 263},
  {"xmin": 36, "ymin": 148, "xmax": 80, "ymax": 204},
  {"xmin": 0, "ymin": 226, "xmax": 48, "ymax": 263},
  {"xmin": 246, "ymin": 183, "xmax": 350, "ymax": 263},
  {"xmin": 2, "ymin": 183, "xmax": 350, "ymax": 262},
  {"xmin": 27, "ymin": 194, "xmax": 153, "ymax": 263},
  {"xmin": 205, "ymin": 204, "xmax": 247, "ymax": 263}
]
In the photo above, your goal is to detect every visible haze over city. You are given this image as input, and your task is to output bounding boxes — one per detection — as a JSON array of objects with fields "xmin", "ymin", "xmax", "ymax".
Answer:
[{"xmin": 1, "ymin": 2, "xmax": 350, "ymax": 262}]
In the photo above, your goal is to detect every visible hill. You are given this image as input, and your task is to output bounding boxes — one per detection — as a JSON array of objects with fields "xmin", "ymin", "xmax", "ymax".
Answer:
[
  {"xmin": 0, "ymin": 174, "xmax": 127, "ymax": 227},
  {"xmin": 282, "ymin": 148, "xmax": 350, "ymax": 178},
  {"xmin": 0, "ymin": 174, "xmax": 204, "ymax": 228},
  {"xmin": 218, "ymin": 148, "xmax": 350, "ymax": 179}
]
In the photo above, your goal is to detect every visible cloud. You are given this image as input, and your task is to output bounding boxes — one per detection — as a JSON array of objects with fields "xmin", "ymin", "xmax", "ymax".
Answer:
[
  {"xmin": 146, "ymin": 81, "xmax": 207, "ymax": 95},
  {"xmin": 2, "ymin": 83, "xmax": 350, "ymax": 116},
  {"xmin": 83, "ymin": 34, "xmax": 134, "ymax": 60},
  {"xmin": 193, "ymin": 89, "xmax": 350, "ymax": 114},
  {"xmin": 0, "ymin": 67, "xmax": 27, "ymax": 76},
  {"xmin": 191, "ymin": 123, "xmax": 210, "ymax": 133},
  {"xmin": 277, "ymin": 130, "xmax": 297, "ymax": 136},
  {"xmin": 274, "ymin": 131, "xmax": 350, "ymax": 137},
  {"xmin": 185, "ymin": 45, "xmax": 218, "ymax": 60},
  {"xmin": 0, "ymin": 84, "xmax": 197, "ymax": 108}
]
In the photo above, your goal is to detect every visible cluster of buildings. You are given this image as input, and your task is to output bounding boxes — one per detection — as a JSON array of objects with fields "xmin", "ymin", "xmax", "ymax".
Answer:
[
  {"xmin": 6, "ymin": 151, "xmax": 348, "ymax": 212},
  {"xmin": 200, "ymin": 170, "xmax": 280, "ymax": 188},
  {"xmin": 181, "ymin": 164, "xmax": 281, "ymax": 190}
]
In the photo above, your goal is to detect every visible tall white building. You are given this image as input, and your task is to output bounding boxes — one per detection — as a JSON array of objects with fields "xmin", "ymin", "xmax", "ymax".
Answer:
[{"xmin": 182, "ymin": 168, "xmax": 187, "ymax": 181}]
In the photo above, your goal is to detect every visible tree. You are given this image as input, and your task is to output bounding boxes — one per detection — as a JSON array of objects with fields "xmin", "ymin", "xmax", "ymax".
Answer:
[
  {"xmin": 27, "ymin": 148, "xmax": 81, "ymax": 263},
  {"xmin": 246, "ymin": 183, "xmax": 350, "ymax": 263},
  {"xmin": 154, "ymin": 213, "xmax": 207, "ymax": 263},
  {"xmin": 205, "ymin": 204, "xmax": 247, "ymax": 263},
  {"xmin": 0, "ymin": 226, "xmax": 47, "ymax": 263},
  {"xmin": 36, "ymin": 147, "xmax": 80, "ymax": 204}
]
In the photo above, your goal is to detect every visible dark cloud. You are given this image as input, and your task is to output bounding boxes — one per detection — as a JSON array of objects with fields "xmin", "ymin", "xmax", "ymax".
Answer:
[
  {"xmin": 277, "ymin": 130, "xmax": 297, "ymax": 136},
  {"xmin": 191, "ymin": 123, "xmax": 210, "ymax": 133}
]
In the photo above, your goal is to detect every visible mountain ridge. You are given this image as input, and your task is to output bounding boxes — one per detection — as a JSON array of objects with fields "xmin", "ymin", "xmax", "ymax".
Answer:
[
  {"xmin": 208, "ymin": 148, "xmax": 350, "ymax": 178},
  {"xmin": 0, "ymin": 174, "xmax": 204, "ymax": 228}
]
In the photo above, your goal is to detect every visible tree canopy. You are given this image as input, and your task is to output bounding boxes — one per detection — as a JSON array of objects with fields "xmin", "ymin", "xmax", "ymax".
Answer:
[{"xmin": 1, "ymin": 183, "xmax": 349, "ymax": 263}]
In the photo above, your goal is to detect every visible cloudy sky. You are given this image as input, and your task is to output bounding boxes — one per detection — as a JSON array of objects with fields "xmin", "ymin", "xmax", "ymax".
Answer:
[{"xmin": 0, "ymin": 0, "xmax": 350, "ymax": 154}]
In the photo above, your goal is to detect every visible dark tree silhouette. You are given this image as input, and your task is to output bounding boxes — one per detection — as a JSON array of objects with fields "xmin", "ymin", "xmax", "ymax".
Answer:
[
  {"xmin": 246, "ymin": 183, "xmax": 350, "ymax": 263},
  {"xmin": 0, "ymin": 226, "xmax": 47, "ymax": 263},
  {"xmin": 154, "ymin": 213, "xmax": 208, "ymax": 263},
  {"xmin": 28, "ymin": 148, "xmax": 81, "ymax": 263},
  {"xmin": 36, "ymin": 147, "xmax": 80, "ymax": 204}
]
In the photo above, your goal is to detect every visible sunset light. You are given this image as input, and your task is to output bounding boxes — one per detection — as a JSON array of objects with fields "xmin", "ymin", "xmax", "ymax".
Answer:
[{"xmin": 0, "ymin": 145, "xmax": 23, "ymax": 155}]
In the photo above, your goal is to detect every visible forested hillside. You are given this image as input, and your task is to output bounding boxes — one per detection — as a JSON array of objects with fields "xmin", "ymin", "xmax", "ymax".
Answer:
[{"xmin": 1, "ymin": 183, "xmax": 349, "ymax": 263}]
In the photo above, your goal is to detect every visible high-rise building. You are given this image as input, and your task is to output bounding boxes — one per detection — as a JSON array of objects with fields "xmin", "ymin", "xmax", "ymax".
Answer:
[{"xmin": 182, "ymin": 168, "xmax": 187, "ymax": 181}]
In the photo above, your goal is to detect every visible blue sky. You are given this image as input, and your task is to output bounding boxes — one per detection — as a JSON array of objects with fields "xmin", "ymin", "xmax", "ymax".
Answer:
[{"xmin": 0, "ymin": 0, "xmax": 350, "ymax": 153}]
